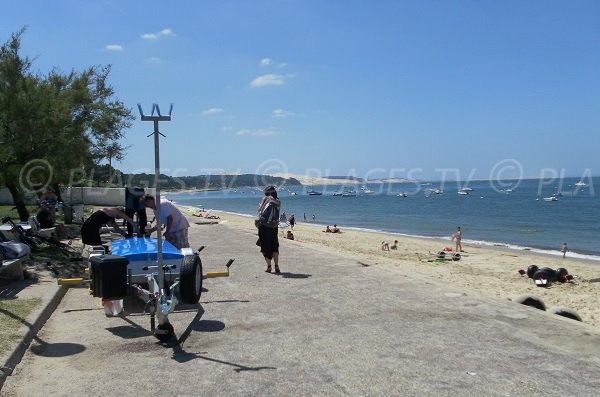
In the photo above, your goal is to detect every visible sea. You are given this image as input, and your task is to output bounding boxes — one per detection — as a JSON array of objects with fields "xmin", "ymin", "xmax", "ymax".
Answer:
[{"xmin": 164, "ymin": 177, "xmax": 600, "ymax": 262}]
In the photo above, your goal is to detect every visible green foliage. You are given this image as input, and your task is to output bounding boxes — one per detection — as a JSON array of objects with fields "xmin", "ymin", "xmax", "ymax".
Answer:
[{"xmin": 0, "ymin": 28, "xmax": 133, "ymax": 219}]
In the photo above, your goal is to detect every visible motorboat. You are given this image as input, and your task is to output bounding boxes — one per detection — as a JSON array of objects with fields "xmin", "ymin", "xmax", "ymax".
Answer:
[
  {"xmin": 457, "ymin": 190, "xmax": 469, "ymax": 195},
  {"xmin": 543, "ymin": 196, "xmax": 558, "ymax": 202},
  {"xmin": 430, "ymin": 188, "xmax": 443, "ymax": 194},
  {"xmin": 307, "ymin": 190, "xmax": 322, "ymax": 196},
  {"xmin": 397, "ymin": 192, "xmax": 408, "ymax": 198},
  {"xmin": 341, "ymin": 190, "xmax": 357, "ymax": 197},
  {"xmin": 460, "ymin": 187, "xmax": 474, "ymax": 192},
  {"xmin": 575, "ymin": 181, "xmax": 588, "ymax": 187}
]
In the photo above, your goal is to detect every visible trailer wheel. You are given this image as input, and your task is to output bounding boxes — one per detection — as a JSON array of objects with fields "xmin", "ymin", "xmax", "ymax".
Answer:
[
  {"xmin": 179, "ymin": 254, "xmax": 203, "ymax": 304},
  {"xmin": 155, "ymin": 322, "xmax": 174, "ymax": 342}
]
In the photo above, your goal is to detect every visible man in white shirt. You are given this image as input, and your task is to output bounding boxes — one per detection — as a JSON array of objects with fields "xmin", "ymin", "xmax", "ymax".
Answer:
[{"xmin": 144, "ymin": 195, "xmax": 190, "ymax": 249}]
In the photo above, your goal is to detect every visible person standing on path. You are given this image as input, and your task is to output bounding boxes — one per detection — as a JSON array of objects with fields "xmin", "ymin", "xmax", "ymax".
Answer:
[
  {"xmin": 452, "ymin": 226, "xmax": 463, "ymax": 252},
  {"xmin": 144, "ymin": 195, "xmax": 191, "ymax": 249},
  {"xmin": 81, "ymin": 207, "xmax": 135, "ymax": 246},
  {"xmin": 256, "ymin": 186, "xmax": 281, "ymax": 273},
  {"xmin": 289, "ymin": 214, "xmax": 296, "ymax": 230}
]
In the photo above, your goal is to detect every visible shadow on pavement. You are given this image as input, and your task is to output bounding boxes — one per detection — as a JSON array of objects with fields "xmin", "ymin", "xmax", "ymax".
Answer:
[{"xmin": 278, "ymin": 272, "xmax": 311, "ymax": 279}]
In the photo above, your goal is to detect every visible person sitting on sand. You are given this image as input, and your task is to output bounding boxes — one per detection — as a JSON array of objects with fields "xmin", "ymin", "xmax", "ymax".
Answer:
[
  {"xmin": 286, "ymin": 230, "xmax": 295, "ymax": 240},
  {"xmin": 390, "ymin": 240, "xmax": 398, "ymax": 250},
  {"xmin": 331, "ymin": 224, "xmax": 340, "ymax": 233},
  {"xmin": 323, "ymin": 225, "xmax": 332, "ymax": 233},
  {"xmin": 381, "ymin": 241, "xmax": 390, "ymax": 251}
]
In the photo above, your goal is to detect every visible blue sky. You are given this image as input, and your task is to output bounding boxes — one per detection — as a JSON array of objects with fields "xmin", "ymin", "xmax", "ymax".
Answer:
[{"xmin": 3, "ymin": 0, "xmax": 599, "ymax": 181}]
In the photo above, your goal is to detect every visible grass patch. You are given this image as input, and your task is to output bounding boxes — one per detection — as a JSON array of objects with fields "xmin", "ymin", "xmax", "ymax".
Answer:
[{"xmin": 0, "ymin": 297, "xmax": 43, "ymax": 355}]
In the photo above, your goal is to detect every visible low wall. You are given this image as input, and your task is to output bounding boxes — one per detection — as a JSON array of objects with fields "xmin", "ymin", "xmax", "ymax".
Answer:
[{"xmin": 0, "ymin": 187, "xmax": 156, "ymax": 206}]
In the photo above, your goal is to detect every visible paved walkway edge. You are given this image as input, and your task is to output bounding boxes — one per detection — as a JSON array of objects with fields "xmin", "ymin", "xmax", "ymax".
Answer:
[{"xmin": 0, "ymin": 284, "xmax": 69, "ymax": 389}]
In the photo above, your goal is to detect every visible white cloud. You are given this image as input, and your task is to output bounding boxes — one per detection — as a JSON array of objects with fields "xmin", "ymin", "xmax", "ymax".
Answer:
[
  {"xmin": 272, "ymin": 109, "xmax": 295, "ymax": 118},
  {"xmin": 105, "ymin": 44, "xmax": 123, "ymax": 51},
  {"xmin": 146, "ymin": 57, "xmax": 162, "ymax": 63},
  {"xmin": 202, "ymin": 107, "xmax": 224, "ymax": 116},
  {"xmin": 141, "ymin": 28, "xmax": 176, "ymax": 40},
  {"xmin": 250, "ymin": 74, "xmax": 286, "ymax": 87},
  {"xmin": 236, "ymin": 128, "xmax": 277, "ymax": 137},
  {"xmin": 260, "ymin": 58, "xmax": 272, "ymax": 67}
]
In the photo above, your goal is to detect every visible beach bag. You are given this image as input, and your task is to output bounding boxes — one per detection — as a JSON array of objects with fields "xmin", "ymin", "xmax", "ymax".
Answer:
[
  {"xmin": 0, "ymin": 242, "xmax": 31, "ymax": 259},
  {"xmin": 256, "ymin": 198, "xmax": 280, "ymax": 228}
]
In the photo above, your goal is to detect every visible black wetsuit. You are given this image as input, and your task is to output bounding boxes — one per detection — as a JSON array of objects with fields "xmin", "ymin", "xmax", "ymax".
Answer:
[{"xmin": 81, "ymin": 210, "xmax": 114, "ymax": 246}]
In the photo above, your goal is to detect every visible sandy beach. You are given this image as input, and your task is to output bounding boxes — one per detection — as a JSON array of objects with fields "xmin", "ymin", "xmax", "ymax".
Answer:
[{"xmin": 187, "ymin": 208, "xmax": 600, "ymax": 329}]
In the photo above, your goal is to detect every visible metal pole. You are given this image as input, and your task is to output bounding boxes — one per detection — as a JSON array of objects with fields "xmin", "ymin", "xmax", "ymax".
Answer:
[
  {"xmin": 153, "ymin": 119, "xmax": 163, "ymax": 290},
  {"xmin": 138, "ymin": 103, "xmax": 173, "ymax": 293}
]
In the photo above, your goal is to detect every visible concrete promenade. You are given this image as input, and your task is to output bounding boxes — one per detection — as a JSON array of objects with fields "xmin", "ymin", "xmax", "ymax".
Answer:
[{"xmin": 1, "ymin": 220, "xmax": 600, "ymax": 396}]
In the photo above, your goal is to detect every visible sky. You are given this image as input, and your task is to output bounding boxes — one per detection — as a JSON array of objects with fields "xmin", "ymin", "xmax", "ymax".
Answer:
[{"xmin": 2, "ymin": 0, "xmax": 600, "ymax": 182}]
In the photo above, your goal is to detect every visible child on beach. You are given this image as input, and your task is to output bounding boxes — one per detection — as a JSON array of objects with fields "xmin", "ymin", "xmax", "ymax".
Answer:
[
  {"xmin": 381, "ymin": 241, "xmax": 390, "ymax": 251},
  {"xmin": 561, "ymin": 242, "xmax": 568, "ymax": 259},
  {"xmin": 390, "ymin": 240, "xmax": 398, "ymax": 250}
]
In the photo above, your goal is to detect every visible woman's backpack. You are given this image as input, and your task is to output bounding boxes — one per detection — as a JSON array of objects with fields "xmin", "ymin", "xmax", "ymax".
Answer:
[{"xmin": 257, "ymin": 198, "xmax": 280, "ymax": 228}]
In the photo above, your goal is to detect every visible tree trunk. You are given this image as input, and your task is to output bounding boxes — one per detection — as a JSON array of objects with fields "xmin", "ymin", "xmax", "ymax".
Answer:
[{"xmin": 6, "ymin": 181, "xmax": 30, "ymax": 221}]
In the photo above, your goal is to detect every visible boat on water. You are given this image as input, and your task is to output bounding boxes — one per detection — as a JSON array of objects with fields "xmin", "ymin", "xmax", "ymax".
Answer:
[
  {"xmin": 342, "ymin": 189, "xmax": 357, "ymax": 197},
  {"xmin": 543, "ymin": 196, "xmax": 558, "ymax": 202},
  {"xmin": 457, "ymin": 190, "xmax": 469, "ymax": 196},
  {"xmin": 363, "ymin": 189, "xmax": 375, "ymax": 195},
  {"xmin": 575, "ymin": 181, "xmax": 588, "ymax": 187},
  {"xmin": 460, "ymin": 187, "xmax": 474, "ymax": 192},
  {"xmin": 307, "ymin": 190, "xmax": 322, "ymax": 196},
  {"xmin": 397, "ymin": 192, "xmax": 408, "ymax": 198},
  {"xmin": 430, "ymin": 188, "xmax": 443, "ymax": 195}
]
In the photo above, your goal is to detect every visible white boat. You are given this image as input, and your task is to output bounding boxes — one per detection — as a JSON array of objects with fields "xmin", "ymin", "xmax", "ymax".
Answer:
[
  {"xmin": 430, "ymin": 189, "xmax": 443, "ymax": 194},
  {"xmin": 363, "ymin": 189, "xmax": 375, "ymax": 195},
  {"xmin": 307, "ymin": 190, "xmax": 322, "ymax": 196},
  {"xmin": 575, "ymin": 181, "xmax": 588, "ymax": 187},
  {"xmin": 543, "ymin": 196, "xmax": 558, "ymax": 202},
  {"xmin": 460, "ymin": 187, "xmax": 474, "ymax": 192},
  {"xmin": 342, "ymin": 190, "xmax": 357, "ymax": 197},
  {"xmin": 457, "ymin": 191, "xmax": 469, "ymax": 195},
  {"xmin": 397, "ymin": 192, "xmax": 408, "ymax": 198}
]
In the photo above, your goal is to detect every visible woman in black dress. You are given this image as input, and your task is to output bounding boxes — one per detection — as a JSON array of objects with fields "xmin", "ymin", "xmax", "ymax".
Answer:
[{"xmin": 256, "ymin": 186, "xmax": 281, "ymax": 273}]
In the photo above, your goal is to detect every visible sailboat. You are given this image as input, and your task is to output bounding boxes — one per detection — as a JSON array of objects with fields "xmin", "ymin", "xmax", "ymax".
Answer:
[{"xmin": 306, "ymin": 179, "xmax": 322, "ymax": 195}]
